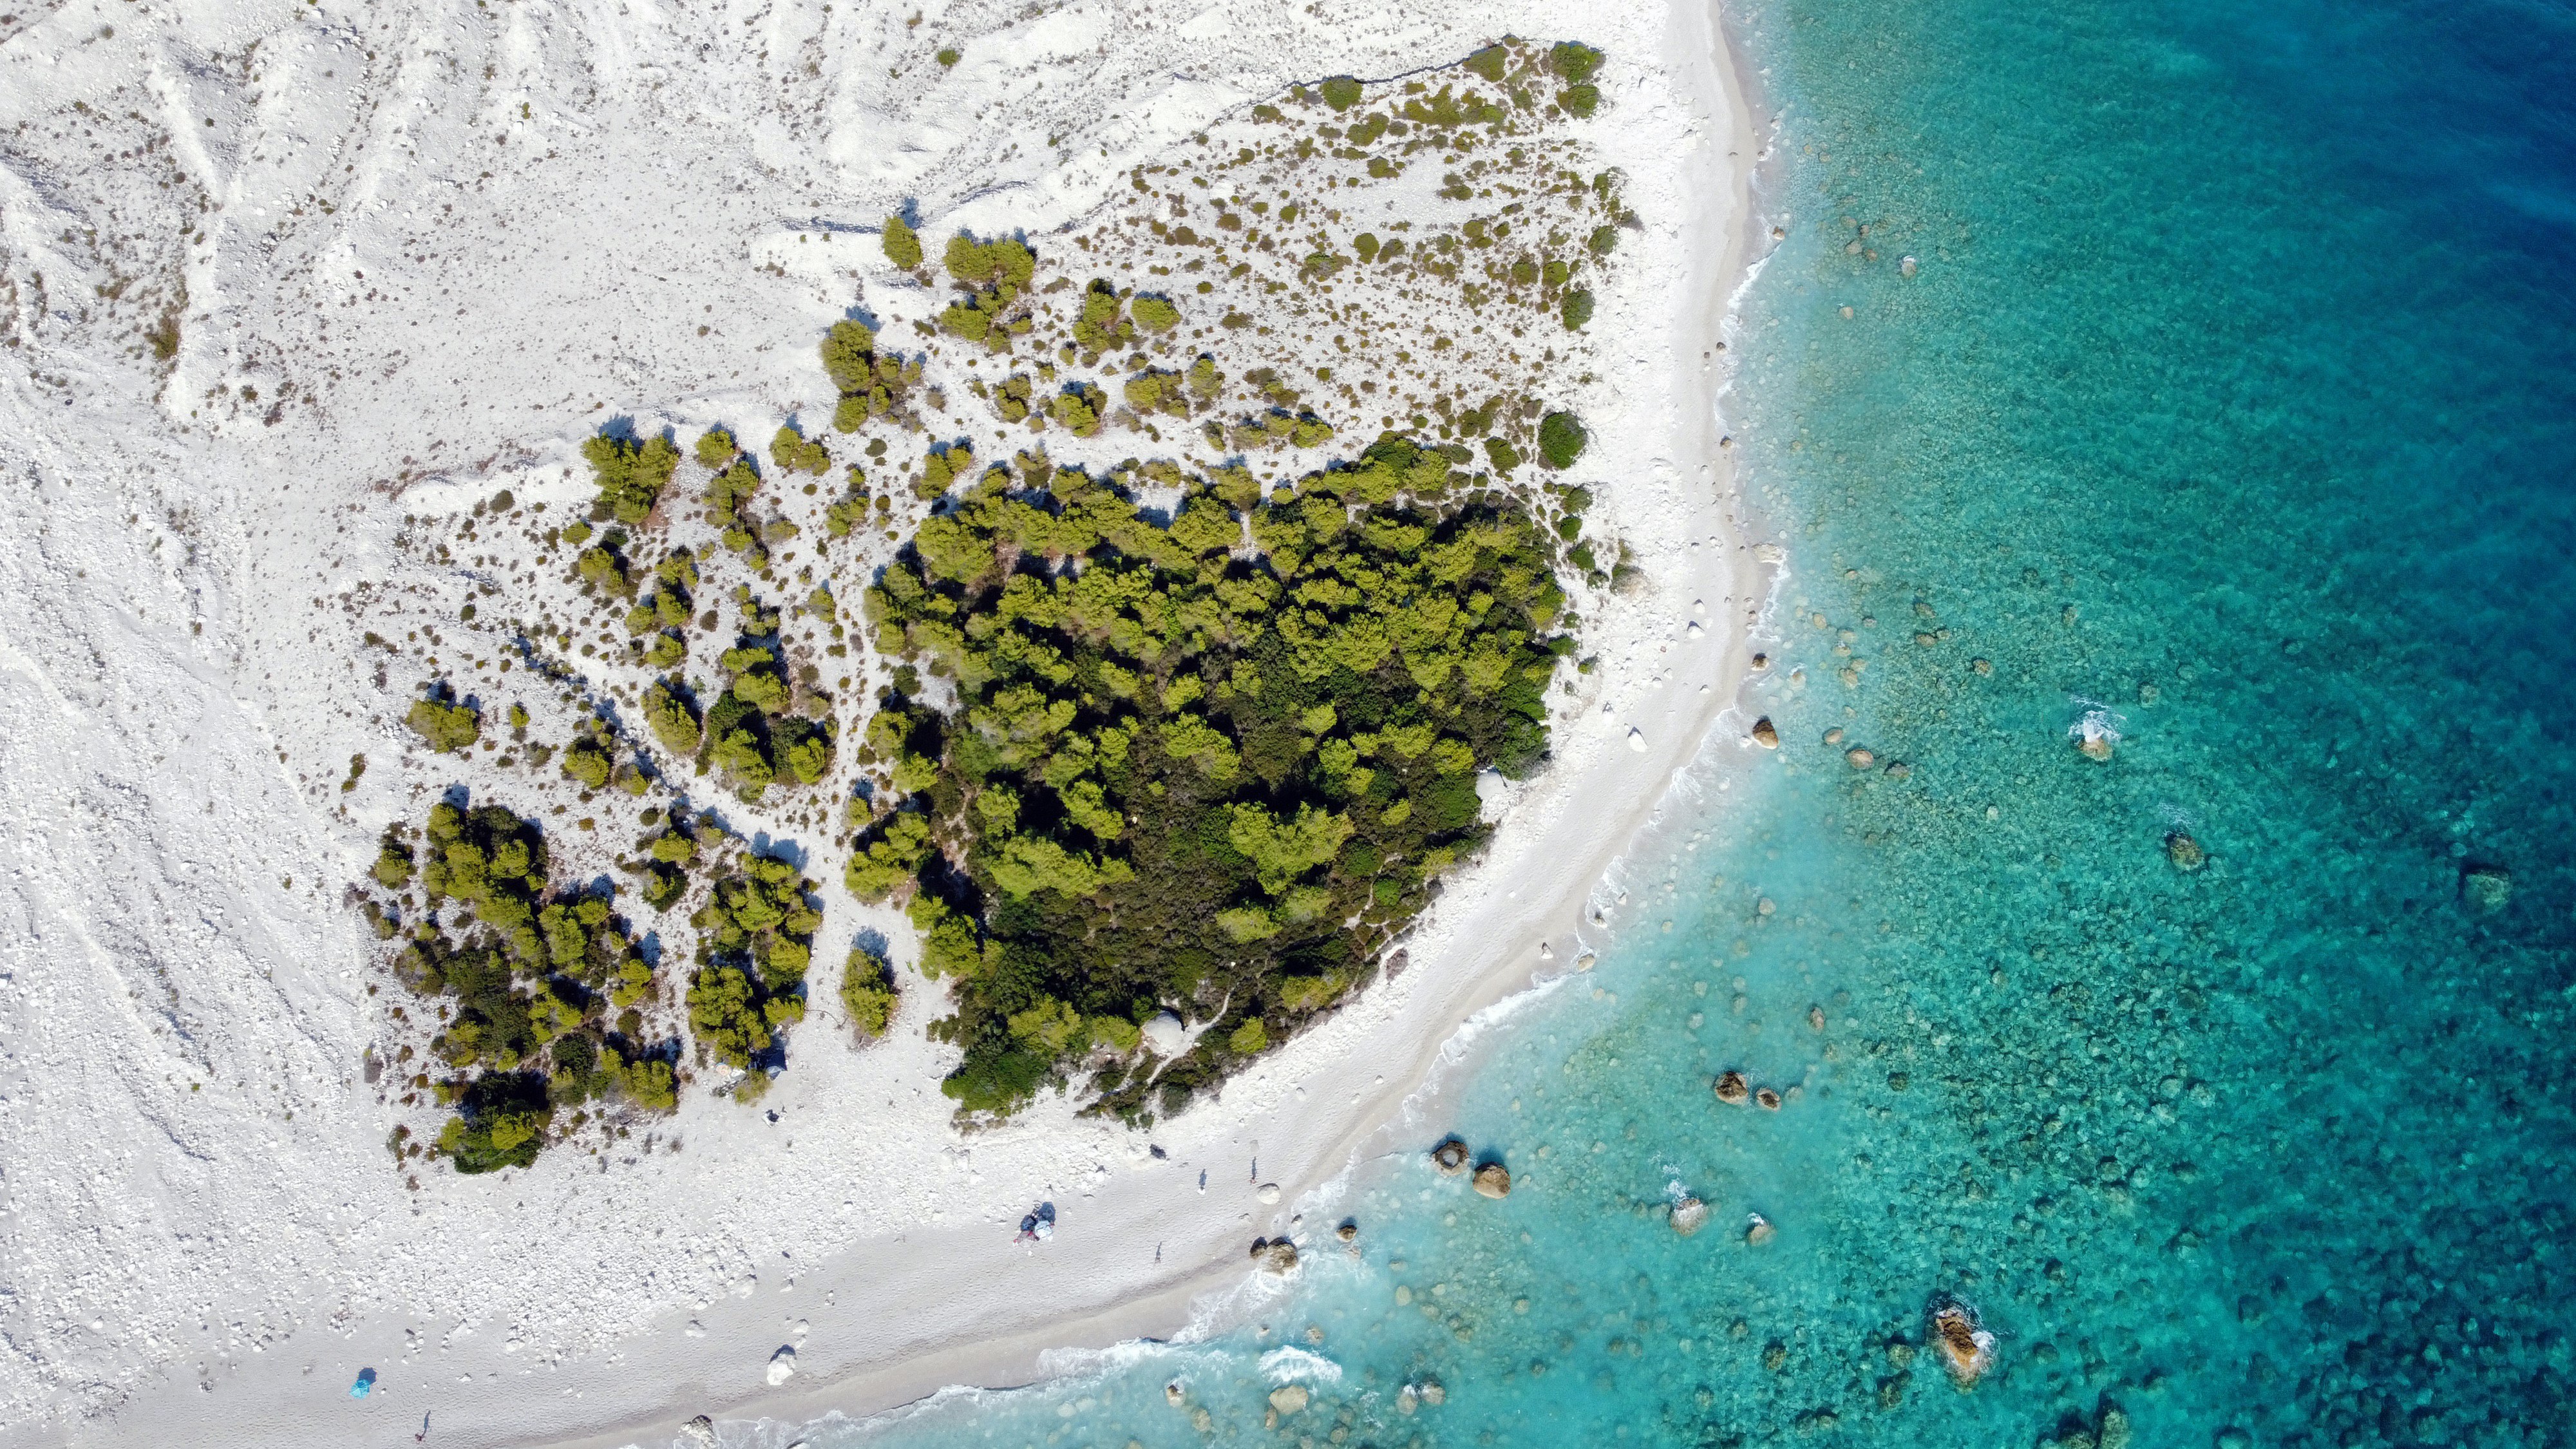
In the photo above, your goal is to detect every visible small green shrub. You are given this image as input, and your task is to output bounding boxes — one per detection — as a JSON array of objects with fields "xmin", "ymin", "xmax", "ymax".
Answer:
[
  {"xmin": 1558, "ymin": 84, "xmax": 1600, "ymax": 118},
  {"xmin": 1560, "ymin": 288, "xmax": 1595, "ymax": 330},
  {"xmin": 1549, "ymin": 41, "xmax": 1604, "ymax": 84},
  {"xmin": 1464, "ymin": 45, "xmax": 1507, "ymax": 82},
  {"xmin": 1539, "ymin": 410, "xmax": 1588, "ymax": 468},
  {"xmin": 1320, "ymin": 76, "xmax": 1363, "ymax": 111}
]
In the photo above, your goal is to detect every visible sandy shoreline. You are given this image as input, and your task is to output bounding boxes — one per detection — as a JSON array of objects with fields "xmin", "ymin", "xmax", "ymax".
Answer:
[{"xmin": 0, "ymin": 5, "xmax": 1769, "ymax": 1448}]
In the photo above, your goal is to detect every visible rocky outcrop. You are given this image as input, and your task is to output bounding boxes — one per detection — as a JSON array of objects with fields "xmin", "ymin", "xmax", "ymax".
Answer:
[
  {"xmin": 2462, "ymin": 864, "xmax": 2512, "ymax": 914},
  {"xmin": 1713, "ymin": 1070, "xmax": 1750, "ymax": 1105},
  {"xmin": 1472, "ymin": 1162, "xmax": 1512, "ymax": 1199},
  {"xmin": 1431, "ymin": 1137, "xmax": 1470, "ymax": 1175},
  {"xmin": 1750, "ymin": 717, "xmax": 1779, "ymax": 748},
  {"xmin": 1249, "ymin": 1238, "xmax": 1298, "ymax": 1273},
  {"xmin": 1267, "ymin": 1385, "xmax": 1309, "ymax": 1416},
  {"xmin": 1928, "ymin": 1296, "xmax": 1996, "ymax": 1388},
  {"xmin": 2164, "ymin": 831, "xmax": 2206, "ymax": 871},
  {"xmin": 1671, "ymin": 1197, "xmax": 1709, "ymax": 1236}
]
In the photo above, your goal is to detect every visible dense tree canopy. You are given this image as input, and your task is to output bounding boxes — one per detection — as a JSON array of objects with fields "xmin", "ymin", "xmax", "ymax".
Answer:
[{"xmin": 849, "ymin": 435, "xmax": 1568, "ymax": 1122}]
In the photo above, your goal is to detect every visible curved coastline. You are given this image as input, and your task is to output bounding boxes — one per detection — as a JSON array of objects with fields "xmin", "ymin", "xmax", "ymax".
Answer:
[{"xmin": 527, "ymin": 6, "xmax": 1777, "ymax": 1447}]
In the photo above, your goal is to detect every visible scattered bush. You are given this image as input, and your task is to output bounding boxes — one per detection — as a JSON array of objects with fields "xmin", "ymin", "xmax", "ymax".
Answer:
[
  {"xmin": 687, "ymin": 853, "xmax": 820, "ymax": 1072},
  {"xmin": 1464, "ymin": 45, "xmax": 1508, "ymax": 82},
  {"xmin": 1560, "ymin": 288, "xmax": 1595, "ymax": 330},
  {"xmin": 1558, "ymin": 84, "xmax": 1600, "ymax": 118},
  {"xmin": 1320, "ymin": 76, "xmax": 1363, "ymax": 112}
]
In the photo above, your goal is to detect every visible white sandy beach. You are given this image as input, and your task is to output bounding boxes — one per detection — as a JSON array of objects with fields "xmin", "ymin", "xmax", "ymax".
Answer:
[{"xmin": 0, "ymin": 2, "xmax": 1764, "ymax": 1446}]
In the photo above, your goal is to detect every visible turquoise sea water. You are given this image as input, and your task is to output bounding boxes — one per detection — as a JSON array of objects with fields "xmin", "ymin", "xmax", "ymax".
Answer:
[{"xmin": 773, "ymin": 0, "xmax": 2576, "ymax": 1444}]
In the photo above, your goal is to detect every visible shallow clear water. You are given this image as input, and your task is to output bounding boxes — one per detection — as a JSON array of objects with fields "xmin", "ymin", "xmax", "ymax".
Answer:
[{"xmin": 772, "ymin": 0, "xmax": 2576, "ymax": 1443}]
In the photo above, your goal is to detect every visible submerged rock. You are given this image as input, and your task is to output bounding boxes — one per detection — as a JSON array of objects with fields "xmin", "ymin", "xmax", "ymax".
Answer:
[
  {"xmin": 1267, "ymin": 1385, "xmax": 1308, "ymax": 1416},
  {"xmin": 1756, "ymin": 1087, "xmax": 1783, "ymax": 1111},
  {"xmin": 1900, "ymin": 254, "xmax": 1919, "ymax": 277},
  {"xmin": 1431, "ymin": 1137, "xmax": 1471, "ymax": 1175},
  {"xmin": 1671, "ymin": 1197, "xmax": 1710, "ymax": 1236},
  {"xmin": 1164, "ymin": 1381, "xmax": 1186, "ymax": 1406},
  {"xmin": 1396, "ymin": 1385, "xmax": 1419, "ymax": 1415},
  {"xmin": 1713, "ymin": 1070, "xmax": 1750, "ymax": 1105},
  {"xmin": 1846, "ymin": 746, "xmax": 1877, "ymax": 770},
  {"xmin": 2165, "ymin": 831, "xmax": 2206, "ymax": 872},
  {"xmin": 1750, "ymin": 716, "xmax": 1780, "ymax": 749},
  {"xmin": 1928, "ymin": 1296, "xmax": 1996, "ymax": 1388},
  {"xmin": 1419, "ymin": 1378, "xmax": 1446, "ymax": 1406},
  {"xmin": 2461, "ymin": 864, "xmax": 2512, "ymax": 914},
  {"xmin": 1746, "ymin": 1213, "xmax": 1776, "ymax": 1247},
  {"xmin": 1473, "ymin": 1162, "xmax": 1513, "ymax": 1199}
]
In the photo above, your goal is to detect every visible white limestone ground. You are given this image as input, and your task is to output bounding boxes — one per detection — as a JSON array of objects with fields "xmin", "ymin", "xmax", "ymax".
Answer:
[{"xmin": 0, "ymin": 1, "xmax": 1763, "ymax": 1445}]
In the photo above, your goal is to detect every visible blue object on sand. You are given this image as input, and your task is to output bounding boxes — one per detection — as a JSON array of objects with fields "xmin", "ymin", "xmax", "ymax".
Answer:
[{"xmin": 350, "ymin": 1368, "xmax": 377, "ymax": 1399}]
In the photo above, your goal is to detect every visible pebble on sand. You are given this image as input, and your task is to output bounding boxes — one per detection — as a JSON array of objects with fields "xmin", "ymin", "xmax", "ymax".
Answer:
[
  {"xmin": 2164, "ymin": 831, "xmax": 2206, "ymax": 872},
  {"xmin": 1745, "ymin": 1213, "xmax": 1777, "ymax": 1246},
  {"xmin": 1713, "ymin": 1070, "xmax": 1750, "ymax": 1105},
  {"xmin": 765, "ymin": 1344, "xmax": 797, "ymax": 1386},
  {"xmin": 1627, "ymin": 726, "xmax": 1649, "ymax": 752},
  {"xmin": 1431, "ymin": 1137, "xmax": 1471, "ymax": 1175},
  {"xmin": 1750, "ymin": 716, "xmax": 1779, "ymax": 748},
  {"xmin": 1256, "ymin": 1182, "xmax": 1282, "ymax": 1205},
  {"xmin": 1472, "ymin": 1163, "xmax": 1513, "ymax": 1199}
]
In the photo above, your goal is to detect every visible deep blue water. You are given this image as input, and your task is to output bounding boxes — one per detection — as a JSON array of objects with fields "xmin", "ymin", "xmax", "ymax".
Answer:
[{"xmin": 761, "ymin": 0, "xmax": 2576, "ymax": 1443}]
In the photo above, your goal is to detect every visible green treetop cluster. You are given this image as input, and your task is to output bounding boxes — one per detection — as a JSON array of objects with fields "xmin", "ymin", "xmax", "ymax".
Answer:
[
  {"xmin": 937, "ymin": 233, "xmax": 1038, "ymax": 347},
  {"xmin": 374, "ymin": 799, "xmax": 672, "ymax": 1174},
  {"xmin": 685, "ymin": 853, "xmax": 822, "ymax": 1076},
  {"xmin": 848, "ymin": 434, "xmax": 1571, "ymax": 1123},
  {"xmin": 581, "ymin": 432, "xmax": 680, "ymax": 525},
  {"xmin": 694, "ymin": 594, "xmax": 835, "ymax": 799},
  {"xmin": 820, "ymin": 319, "xmax": 922, "ymax": 433}
]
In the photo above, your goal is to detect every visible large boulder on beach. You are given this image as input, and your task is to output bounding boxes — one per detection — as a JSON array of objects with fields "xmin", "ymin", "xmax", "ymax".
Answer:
[
  {"xmin": 1141, "ymin": 1011, "xmax": 1188, "ymax": 1054},
  {"xmin": 1249, "ymin": 1237, "xmax": 1298, "ymax": 1273},
  {"xmin": 1750, "ymin": 717, "xmax": 1779, "ymax": 749},
  {"xmin": 765, "ymin": 1344, "xmax": 797, "ymax": 1386},
  {"xmin": 1472, "ymin": 1162, "xmax": 1512, "ymax": 1199}
]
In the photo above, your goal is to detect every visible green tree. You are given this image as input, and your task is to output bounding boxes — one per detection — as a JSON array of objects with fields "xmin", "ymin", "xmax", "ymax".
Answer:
[
  {"xmin": 1560, "ymin": 288, "xmax": 1595, "ymax": 330},
  {"xmin": 1549, "ymin": 41, "xmax": 1604, "ymax": 83},
  {"xmin": 406, "ymin": 696, "xmax": 481, "ymax": 754},
  {"xmin": 840, "ymin": 947, "xmax": 898, "ymax": 1036},
  {"xmin": 882, "ymin": 214, "xmax": 922, "ymax": 269},
  {"xmin": 1320, "ymin": 76, "xmax": 1363, "ymax": 111},
  {"xmin": 581, "ymin": 433, "xmax": 679, "ymax": 524}
]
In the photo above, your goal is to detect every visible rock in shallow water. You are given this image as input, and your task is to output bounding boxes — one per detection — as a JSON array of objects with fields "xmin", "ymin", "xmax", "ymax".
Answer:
[
  {"xmin": 1745, "ymin": 1213, "xmax": 1776, "ymax": 1246},
  {"xmin": 1473, "ymin": 1163, "xmax": 1513, "ymax": 1199},
  {"xmin": 2461, "ymin": 864, "xmax": 2512, "ymax": 913},
  {"xmin": 2165, "ymin": 831, "xmax": 2206, "ymax": 871},
  {"xmin": 1750, "ymin": 716, "xmax": 1779, "ymax": 748},
  {"xmin": 1267, "ymin": 1385, "xmax": 1308, "ymax": 1416},
  {"xmin": 1431, "ymin": 1137, "xmax": 1470, "ymax": 1175},
  {"xmin": 1713, "ymin": 1070, "xmax": 1750, "ymax": 1105},
  {"xmin": 1671, "ymin": 1197, "xmax": 1709, "ymax": 1236}
]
